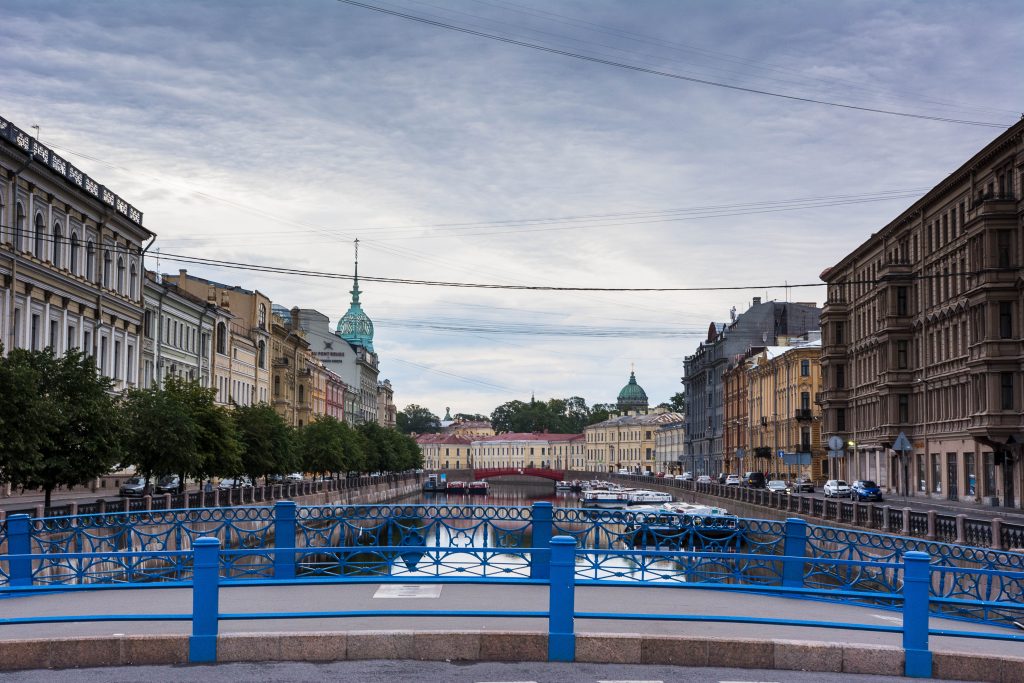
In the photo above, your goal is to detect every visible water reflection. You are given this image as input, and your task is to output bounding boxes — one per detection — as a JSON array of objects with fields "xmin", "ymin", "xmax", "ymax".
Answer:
[{"xmin": 307, "ymin": 482, "xmax": 747, "ymax": 582}]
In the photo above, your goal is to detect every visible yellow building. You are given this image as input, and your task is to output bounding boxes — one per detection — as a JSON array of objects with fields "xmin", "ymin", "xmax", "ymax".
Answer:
[
  {"xmin": 741, "ymin": 334, "xmax": 825, "ymax": 481},
  {"xmin": 415, "ymin": 433, "xmax": 472, "ymax": 470},
  {"xmin": 163, "ymin": 270, "xmax": 272, "ymax": 408},
  {"xmin": 584, "ymin": 409, "xmax": 684, "ymax": 474},
  {"xmin": 445, "ymin": 419, "xmax": 495, "ymax": 439}
]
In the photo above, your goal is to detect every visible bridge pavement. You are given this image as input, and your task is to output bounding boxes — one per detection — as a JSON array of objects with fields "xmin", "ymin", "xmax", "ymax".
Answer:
[{"xmin": 0, "ymin": 582, "xmax": 1017, "ymax": 658}]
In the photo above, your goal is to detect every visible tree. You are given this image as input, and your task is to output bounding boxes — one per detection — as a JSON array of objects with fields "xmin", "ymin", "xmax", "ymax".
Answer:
[
  {"xmin": 396, "ymin": 404, "xmax": 442, "ymax": 434},
  {"xmin": 233, "ymin": 403, "xmax": 296, "ymax": 483},
  {"xmin": 297, "ymin": 418, "xmax": 342, "ymax": 477},
  {"xmin": 453, "ymin": 412, "xmax": 488, "ymax": 422},
  {"xmin": 667, "ymin": 391, "xmax": 687, "ymax": 413},
  {"xmin": 490, "ymin": 396, "xmax": 609, "ymax": 434},
  {"xmin": 121, "ymin": 377, "xmax": 240, "ymax": 492},
  {"xmin": 0, "ymin": 347, "xmax": 123, "ymax": 509}
]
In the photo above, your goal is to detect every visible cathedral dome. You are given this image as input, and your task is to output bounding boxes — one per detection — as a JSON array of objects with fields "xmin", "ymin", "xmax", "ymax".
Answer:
[
  {"xmin": 616, "ymin": 371, "xmax": 649, "ymax": 411},
  {"xmin": 336, "ymin": 246, "xmax": 374, "ymax": 351}
]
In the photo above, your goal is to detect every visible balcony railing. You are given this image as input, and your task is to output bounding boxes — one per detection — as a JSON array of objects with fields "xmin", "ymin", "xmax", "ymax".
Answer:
[{"xmin": 794, "ymin": 409, "xmax": 813, "ymax": 421}]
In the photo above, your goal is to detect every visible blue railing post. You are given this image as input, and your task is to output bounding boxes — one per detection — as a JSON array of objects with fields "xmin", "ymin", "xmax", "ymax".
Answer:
[
  {"xmin": 531, "ymin": 501, "xmax": 553, "ymax": 579},
  {"xmin": 7, "ymin": 514, "xmax": 32, "ymax": 587},
  {"xmin": 548, "ymin": 535, "xmax": 576, "ymax": 662},
  {"xmin": 781, "ymin": 517, "xmax": 808, "ymax": 589},
  {"xmin": 190, "ymin": 537, "xmax": 221, "ymax": 663},
  {"xmin": 273, "ymin": 500, "xmax": 297, "ymax": 579},
  {"xmin": 902, "ymin": 550, "xmax": 932, "ymax": 678}
]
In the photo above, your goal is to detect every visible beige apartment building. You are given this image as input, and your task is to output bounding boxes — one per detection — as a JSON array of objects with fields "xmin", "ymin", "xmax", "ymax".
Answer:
[
  {"xmin": 471, "ymin": 433, "xmax": 583, "ymax": 470},
  {"xmin": 584, "ymin": 410, "xmax": 684, "ymax": 474},
  {"xmin": 820, "ymin": 119, "xmax": 1023, "ymax": 508},
  {"xmin": 1, "ymin": 116, "xmax": 152, "ymax": 391},
  {"xmin": 163, "ymin": 270, "xmax": 272, "ymax": 408},
  {"xmin": 722, "ymin": 335, "xmax": 825, "ymax": 481},
  {"xmin": 416, "ymin": 433, "xmax": 472, "ymax": 470}
]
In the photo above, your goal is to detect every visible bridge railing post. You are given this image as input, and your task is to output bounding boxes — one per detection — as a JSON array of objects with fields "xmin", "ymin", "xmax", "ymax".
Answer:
[
  {"xmin": 548, "ymin": 535, "xmax": 576, "ymax": 662},
  {"xmin": 531, "ymin": 501, "xmax": 553, "ymax": 579},
  {"xmin": 190, "ymin": 537, "xmax": 221, "ymax": 663},
  {"xmin": 273, "ymin": 500, "xmax": 297, "ymax": 579},
  {"xmin": 902, "ymin": 550, "xmax": 932, "ymax": 678},
  {"xmin": 781, "ymin": 517, "xmax": 808, "ymax": 589},
  {"xmin": 7, "ymin": 514, "xmax": 33, "ymax": 586}
]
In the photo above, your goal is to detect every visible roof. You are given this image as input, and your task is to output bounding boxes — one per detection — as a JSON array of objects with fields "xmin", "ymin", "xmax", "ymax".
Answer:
[
  {"xmin": 588, "ymin": 411, "xmax": 685, "ymax": 428},
  {"xmin": 475, "ymin": 432, "xmax": 582, "ymax": 442},
  {"xmin": 414, "ymin": 433, "xmax": 473, "ymax": 445}
]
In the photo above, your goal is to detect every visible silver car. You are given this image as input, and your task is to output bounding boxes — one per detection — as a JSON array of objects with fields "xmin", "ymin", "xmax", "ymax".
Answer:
[{"xmin": 823, "ymin": 479, "xmax": 852, "ymax": 497}]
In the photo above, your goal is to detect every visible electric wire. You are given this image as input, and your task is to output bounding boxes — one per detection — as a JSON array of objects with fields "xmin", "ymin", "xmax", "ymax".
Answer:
[{"xmin": 336, "ymin": 0, "xmax": 1012, "ymax": 129}]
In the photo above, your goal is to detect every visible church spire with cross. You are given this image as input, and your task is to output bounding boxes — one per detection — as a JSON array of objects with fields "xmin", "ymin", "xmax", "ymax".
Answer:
[{"xmin": 336, "ymin": 238, "xmax": 375, "ymax": 351}]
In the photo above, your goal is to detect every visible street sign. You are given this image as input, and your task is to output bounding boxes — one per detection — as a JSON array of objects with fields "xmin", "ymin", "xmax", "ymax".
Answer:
[
  {"xmin": 893, "ymin": 431, "xmax": 912, "ymax": 452},
  {"xmin": 827, "ymin": 435, "xmax": 843, "ymax": 451},
  {"xmin": 777, "ymin": 449, "xmax": 785, "ymax": 459},
  {"xmin": 735, "ymin": 448, "xmax": 745, "ymax": 460},
  {"xmin": 827, "ymin": 449, "xmax": 845, "ymax": 458}
]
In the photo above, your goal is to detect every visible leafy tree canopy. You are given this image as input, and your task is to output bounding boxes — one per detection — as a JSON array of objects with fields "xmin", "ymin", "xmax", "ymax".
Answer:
[
  {"xmin": 0, "ymin": 347, "xmax": 123, "ymax": 508},
  {"xmin": 490, "ymin": 396, "xmax": 609, "ymax": 434},
  {"xmin": 233, "ymin": 403, "xmax": 297, "ymax": 481},
  {"xmin": 396, "ymin": 404, "xmax": 442, "ymax": 435}
]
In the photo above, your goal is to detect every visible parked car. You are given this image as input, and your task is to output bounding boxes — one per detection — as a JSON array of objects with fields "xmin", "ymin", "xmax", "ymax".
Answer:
[
  {"xmin": 154, "ymin": 475, "xmax": 180, "ymax": 494},
  {"xmin": 725, "ymin": 474, "xmax": 741, "ymax": 486},
  {"xmin": 266, "ymin": 474, "xmax": 285, "ymax": 485},
  {"xmin": 617, "ymin": 468, "xmax": 631, "ymax": 475},
  {"xmin": 681, "ymin": 472, "xmax": 693, "ymax": 481},
  {"xmin": 743, "ymin": 472, "xmax": 766, "ymax": 488},
  {"xmin": 119, "ymin": 476, "xmax": 148, "ymax": 497},
  {"xmin": 790, "ymin": 478, "xmax": 815, "ymax": 493},
  {"xmin": 655, "ymin": 471, "xmax": 666, "ymax": 478},
  {"xmin": 696, "ymin": 474, "xmax": 713, "ymax": 484},
  {"xmin": 218, "ymin": 476, "xmax": 253, "ymax": 490},
  {"xmin": 286, "ymin": 472, "xmax": 304, "ymax": 482},
  {"xmin": 766, "ymin": 479, "xmax": 789, "ymax": 494},
  {"xmin": 851, "ymin": 480, "xmax": 883, "ymax": 501},
  {"xmin": 823, "ymin": 479, "xmax": 852, "ymax": 498}
]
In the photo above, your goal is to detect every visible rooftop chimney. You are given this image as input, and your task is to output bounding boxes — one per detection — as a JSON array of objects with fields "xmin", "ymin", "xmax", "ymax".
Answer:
[{"xmin": 752, "ymin": 297, "xmax": 762, "ymax": 305}]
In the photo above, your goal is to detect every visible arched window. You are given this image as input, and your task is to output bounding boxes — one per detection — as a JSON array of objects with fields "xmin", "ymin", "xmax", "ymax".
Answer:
[
  {"xmin": 69, "ymin": 233, "xmax": 79, "ymax": 275},
  {"xmin": 116, "ymin": 256, "xmax": 125, "ymax": 293},
  {"xmin": 103, "ymin": 249, "xmax": 112, "ymax": 288},
  {"xmin": 34, "ymin": 213, "xmax": 45, "ymax": 258},
  {"xmin": 129, "ymin": 263, "xmax": 138, "ymax": 299},
  {"xmin": 258, "ymin": 340, "xmax": 266, "ymax": 369},
  {"xmin": 52, "ymin": 223, "xmax": 63, "ymax": 268},
  {"xmin": 14, "ymin": 203, "xmax": 25, "ymax": 250},
  {"xmin": 216, "ymin": 322, "xmax": 226, "ymax": 355},
  {"xmin": 86, "ymin": 241, "xmax": 96, "ymax": 281},
  {"xmin": 258, "ymin": 303, "xmax": 267, "ymax": 330},
  {"xmin": 298, "ymin": 384, "xmax": 305, "ymax": 404}
]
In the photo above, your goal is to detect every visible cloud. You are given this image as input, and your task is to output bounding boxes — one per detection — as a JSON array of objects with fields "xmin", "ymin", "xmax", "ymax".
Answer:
[{"xmin": 2, "ymin": 0, "xmax": 1020, "ymax": 414}]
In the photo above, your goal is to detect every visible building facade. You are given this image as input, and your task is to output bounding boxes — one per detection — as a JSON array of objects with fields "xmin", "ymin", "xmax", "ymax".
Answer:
[
  {"xmin": 471, "ymin": 433, "xmax": 583, "ymax": 470},
  {"xmin": 163, "ymin": 270, "xmax": 272, "ymax": 408},
  {"xmin": 1, "ymin": 115, "xmax": 152, "ymax": 392},
  {"xmin": 140, "ymin": 271, "xmax": 219, "ymax": 390},
  {"xmin": 820, "ymin": 119, "xmax": 1024, "ymax": 508},
  {"xmin": 377, "ymin": 379, "xmax": 396, "ymax": 429},
  {"xmin": 584, "ymin": 410, "xmax": 684, "ymax": 474},
  {"xmin": 654, "ymin": 420, "xmax": 686, "ymax": 475},
  {"xmin": 683, "ymin": 299, "xmax": 821, "ymax": 476},
  {"xmin": 416, "ymin": 433, "xmax": 472, "ymax": 470}
]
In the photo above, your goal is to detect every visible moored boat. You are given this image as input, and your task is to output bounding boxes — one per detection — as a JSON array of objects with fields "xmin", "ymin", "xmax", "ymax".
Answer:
[
  {"xmin": 626, "ymin": 489, "xmax": 674, "ymax": 504},
  {"xmin": 624, "ymin": 502, "xmax": 742, "ymax": 549},
  {"xmin": 468, "ymin": 481, "xmax": 490, "ymax": 495},
  {"xmin": 579, "ymin": 489, "xmax": 630, "ymax": 509},
  {"xmin": 446, "ymin": 481, "xmax": 468, "ymax": 493},
  {"xmin": 422, "ymin": 474, "xmax": 445, "ymax": 493}
]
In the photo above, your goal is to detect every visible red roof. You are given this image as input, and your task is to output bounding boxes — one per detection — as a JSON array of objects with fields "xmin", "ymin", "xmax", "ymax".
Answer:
[
  {"xmin": 476, "ymin": 432, "xmax": 582, "ymax": 442},
  {"xmin": 414, "ymin": 433, "xmax": 473, "ymax": 445}
]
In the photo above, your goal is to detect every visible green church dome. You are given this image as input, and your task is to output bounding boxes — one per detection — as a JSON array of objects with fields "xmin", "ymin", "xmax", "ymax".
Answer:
[
  {"xmin": 336, "ymin": 249, "xmax": 374, "ymax": 352},
  {"xmin": 616, "ymin": 371, "xmax": 649, "ymax": 411}
]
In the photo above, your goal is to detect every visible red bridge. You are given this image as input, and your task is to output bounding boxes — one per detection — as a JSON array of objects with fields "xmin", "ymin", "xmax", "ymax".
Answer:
[{"xmin": 473, "ymin": 467, "xmax": 566, "ymax": 482}]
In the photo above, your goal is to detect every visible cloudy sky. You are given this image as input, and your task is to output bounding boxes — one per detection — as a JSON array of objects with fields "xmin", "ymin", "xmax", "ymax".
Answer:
[{"xmin": 3, "ymin": 0, "xmax": 1020, "ymax": 416}]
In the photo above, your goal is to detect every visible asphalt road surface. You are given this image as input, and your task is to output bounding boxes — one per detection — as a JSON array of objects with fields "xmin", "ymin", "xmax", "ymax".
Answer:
[{"xmin": 0, "ymin": 660, "xmax": 973, "ymax": 683}]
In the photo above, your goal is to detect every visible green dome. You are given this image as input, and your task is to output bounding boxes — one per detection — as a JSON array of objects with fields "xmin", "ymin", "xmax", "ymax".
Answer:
[
  {"xmin": 336, "ymin": 261, "xmax": 374, "ymax": 352},
  {"xmin": 616, "ymin": 371, "xmax": 649, "ymax": 411}
]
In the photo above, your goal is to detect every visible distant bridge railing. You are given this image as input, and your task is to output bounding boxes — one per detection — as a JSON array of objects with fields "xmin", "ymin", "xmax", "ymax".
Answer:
[{"xmin": 473, "ymin": 467, "xmax": 566, "ymax": 481}]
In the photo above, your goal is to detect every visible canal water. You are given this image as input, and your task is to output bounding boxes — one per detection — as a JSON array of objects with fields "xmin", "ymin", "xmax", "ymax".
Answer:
[{"xmin": 394, "ymin": 480, "xmax": 573, "ymax": 507}]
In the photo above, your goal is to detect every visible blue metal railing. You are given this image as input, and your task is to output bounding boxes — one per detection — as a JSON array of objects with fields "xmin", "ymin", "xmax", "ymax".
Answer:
[{"xmin": 4, "ymin": 502, "xmax": 1024, "ymax": 676}]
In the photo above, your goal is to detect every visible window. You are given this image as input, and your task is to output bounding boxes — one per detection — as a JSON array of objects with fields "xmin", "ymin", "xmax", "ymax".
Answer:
[
  {"xmin": 983, "ymin": 452, "xmax": 995, "ymax": 495},
  {"xmin": 67, "ymin": 325, "xmax": 76, "ymax": 349},
  {"xmin": 896, "ymin": 340, "xmax": 908, "ymax": 369},
  {"xmin": 896, "ymin": 287, "xmax": 908, "ymax": 316},
  {"xmin": 258, "ymin": 303, "xmax": 267, "ymax": 330},
  {"xmin": 800, "ymin": 359, "xmax": 810, "ymax": 376},
  {"xmin": 83, "ymin": 330, "xmax": 92, "ymax": 357},
  {"xmin": 273, "ymin": 375, "xmax": 280, "ymax": 397},
  {"xmin": 298, "ymin": 384, "xmax": 305, "ymax": 404},
  {"xmin": 800, "ymin": 391, "xmax": 810, "ymax": 410},
  {"xmin": 836, "ymin": 408, "xmax": 846, "ymax": 432},
  {"xmin": 258, "ymin": 341, "xmax": 266, "ymax": 369},
  {"xmin": 69, "ymin": 233, "xmax": 79, "ymax": 275},
  {"xmin": 116, "ymin": 257, "xmax": 125, "ymax": 294},
  {"xmin": 103, "ymin": 250, "xmax": 112, "ymax": 288},
  {"xmin": 52, "ymin": 223, "xmax": 62, "ymax": 268},
  {"xmin": 931, "ymin": 453, "xmax": 941, "ymax": 493},
  {"xmin": 113, "ymin": 340, "xmax": 122, "ymax": 379},
  {"xmin": 144, "ymin": 310, "xmax": 153, "ymax": 338},
  {"xmin": 216, "ymin": 322, "xmax": 226, "ymax": 354},
  {"xmin": 999, "ymin": 302, "xmax": 1012, "ymax": 339},
  {"xmin": 49, "ymin": 319, "xmax": 58, "ymax": 351},
  {"xmin": 14, "ymin": 202, "xmax": 25, "ymax": 249},
  {"xmin": 30, "ymin": 313, "xmax": 40, "ymax": 350},
  {"xmin": 965, "ymin": 453, "xmax": 976, "ymax": 497},
  {"xmin": 86, "ymin": 241, "xmax": 96, "ymax": 281},
  {"xmin": 917, "ymin": 455, "xmax": 926, "ymax": 492},
  {"xmin": 898, "ymin": 393, "xmax": 909, "ymax": 423},
  {"xmin": 835, "ymin": 365, "xmax": 845, "ymax": 389},
  {"xmin": 99, "ymin": 336, "xmax": 108, "ymax": 373},
  {"xmin": 1000, "ymin": 372, "xmax": 1014, "ymax": 410},
  {"xmin": 34, "ymin": 213, "xmax": 45, "ymax": 258},
  {"xmin": 129, "ymin": 263, "xmax": 137, "ymax": 299}
]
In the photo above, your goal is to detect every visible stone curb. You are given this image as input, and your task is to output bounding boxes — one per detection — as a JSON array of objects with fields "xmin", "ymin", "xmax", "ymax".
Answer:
[{"xmin": 0, "ymin": 631, "xmax": 1020, "ymax": 681}]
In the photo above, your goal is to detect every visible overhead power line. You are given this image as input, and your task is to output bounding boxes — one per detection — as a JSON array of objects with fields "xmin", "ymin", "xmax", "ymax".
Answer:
[{"xmin": 337, "ymin": 0, "xmax": 1011, "ymax": 129}]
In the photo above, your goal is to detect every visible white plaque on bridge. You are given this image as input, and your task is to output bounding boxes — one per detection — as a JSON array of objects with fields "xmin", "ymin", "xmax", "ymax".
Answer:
[{"xmin": 373, "ymin": 584, "xmax": 443, "ymax": 599}]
